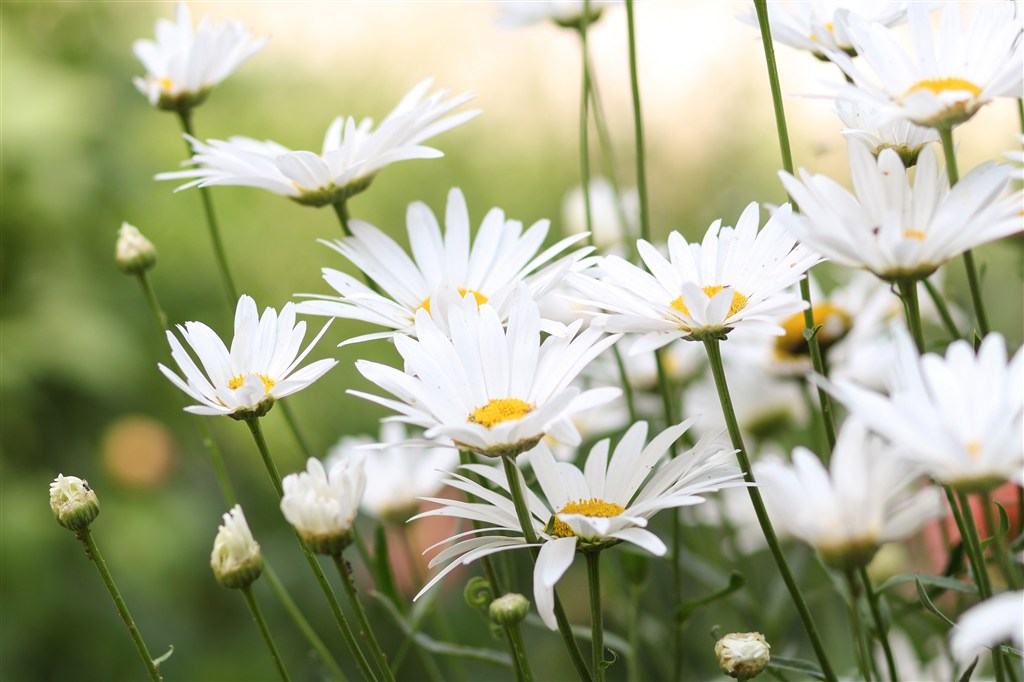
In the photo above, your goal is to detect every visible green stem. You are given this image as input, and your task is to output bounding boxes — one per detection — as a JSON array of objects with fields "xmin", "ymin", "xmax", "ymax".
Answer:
[
  {"xmin": 505, "ymin": 621, "xmax": 535, "ymax": 682},
  {"xmin": 938, "ymin": 126, "xmax": 990, "ymax": 336},
  {"xmin": 612, "ymin": 347, "xmax": 639, "ymax": 423},
  {"xmin": 279, "ymin": 400, "xmax": 315, "ymax": 460},
  {"xmin": 703, "ymin": 338, "xmax": 837, "ymax": 682},
  {"xmin": 586, "ymin": 60, "xmax": 634, "ymax": 245},
  {"xmin": 859, "ymin": 566, "xmax": 898, "ymax": 682},
  {"xmin": 898, "ymin": 280, "xmax": 926, "ymax": 353},
  {"xmin": 244, "ymin": 417, "xmax": 378, "ymax": 681},
  {"xmin": 135, "ymin": 272, "xmax": 168, "ymax": 331},
  {"xmin": 458, "ymin": 450, "xmax": 506, "ymax": 596},
  {"xmin": 75, "ymin": 528, "xmax": 162, "ymax": 681},
  {"xmin": 332, "ymin": 200, "xmax": 354, "ymax": 238},
  {"xmin": 500, "ymin": 456, "xmax": 593, "ymax": 682},
  {"xmin": 844, "ymin": 570, "xmax": 874, "ymax": 682},
  {"xmin": 626, "ymin": 581, "xmax": 642, "ymax": 682},
  {"xmin": 175, "ymin": 110, "xmax": 238, "ymax": 306},
  {"xmin": 334, "ymin": 555, "xmax": 396, "ymax": 682},
  {"xmin": 800, "ymin": 280, "xmax": 839, "ymax": 452},
  {"xmin": 624, "ymin": 0, "xmax": 651, "ymax": 246},
  {"xmin": 586, "ymin": 552, "xmax": 606, "ymax": 682},
  {"xmin": 578, "ymin": 5, "xmax": 595, "ymax": 250},
  {"xmin": 240, "ymin": 585, "xmax": 291, "ymax": 681},
  {"xmin": 979, "ymin": 492, "xmax": 1021, "ymax": 591},
  {"xmin": 923, "ymin": 279, "xmax": 962, "ymax": 342}
]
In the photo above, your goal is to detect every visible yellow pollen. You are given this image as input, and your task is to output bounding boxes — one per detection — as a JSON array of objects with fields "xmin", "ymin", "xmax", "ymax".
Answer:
[
  {"xmin": 156, "ymin": 77, "xmax": 174, "ymax": 91},
  {"xmin": 809, "ymin": 22, "xmax": 835, "ymax": 43},
  {"xmin": 904, "ymin": 78, "xmax": 981, "ymax": 99},
  {"xmin": 227, "ymin": 374, "xmax": 276, "ymax": 393},
  {"xmin": 777, "ymin": 304, "xmax": 852, "ymax": 357},
  {"xmin": 965, "ymin": 440, "xmax": 982, "ymax": 459},
  {"xmin": 468, "ymin": 398, "xmax": 533, "ymax": 429},
  {"xmin": 419, "ymin": 288, "xmax": 488, "ymax": 314},
  {"xmin": 903, "ymin": 229, "xmax": 926, "ymax": 241},
  {"xmin": 550, "ymin": 498, "xmax": 626, "ymax": 538},
  {"xmin": 670, "ymin": 286, "xmax": 748, "ymax": 319}
]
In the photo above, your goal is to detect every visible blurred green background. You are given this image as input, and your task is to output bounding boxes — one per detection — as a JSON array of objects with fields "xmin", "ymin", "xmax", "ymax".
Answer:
[{"xmin": 2, "ymin": 2, "xmax": 1021, "ymax": 680}]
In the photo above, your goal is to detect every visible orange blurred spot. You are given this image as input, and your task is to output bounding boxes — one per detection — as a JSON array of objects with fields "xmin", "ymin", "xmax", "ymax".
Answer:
[{"xmin": 102, "ymin": 416, "xmax": 176, "ymax": 489}]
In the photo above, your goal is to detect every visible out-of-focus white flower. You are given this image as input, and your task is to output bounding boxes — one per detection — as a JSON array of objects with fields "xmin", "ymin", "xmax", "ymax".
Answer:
[
  {"xmin": 827, "ymin": 2, "xmax": 1023, "ymax": 129},
  {"xmin": 778, "ymin": 143, "xmax": 1021, "ymax": 282},
  {"xmin": 739, "ymin": 1, "xmax": 907, "ymax": 57},
  {"xmin": 115, "ymin": 222, "xmax": 157, "ymax": 275},
  {"xmin": 715, "ymin": 631, "xmax": 771, "ymax": 680},
  {"xmin": 1007, "ymin": 134, "xmax": 1024, "ymax": 181},
  {"xmin": 352, "ymin": 288, "xmax": 621, "ymax": 459},
  {"xmin": 158, "ymin": 295, "xmax": 337, "ymax": 419},
  {"xmin": 297, "ymin": 188, "xmax": 589, "ymax": 345},
  {"xmin": 950, "ymin": 591, "xmax": 1024, "ymax": 666},
  {"xmin": 562, "ymin": 177, "xmax": 638, "ymax": 250},
  {"xmin": 49, "ymin": 474, "xmax": 100, "ymax": 531},
  {"xmin": 157, "ymin": 79, "xmax": 479, "ymax": 206},
  {"xmin": 837, "ymin": 100, "xmax": 938, "ymax": 166},
  {"xmin": 754, "ymin": 420, "xmax": 942, "ymax": 569},
  {"xmin": 495, "ymin": 1, "xmax": 619, "ymax": 29},
  {"xmin": 210, "ymin": 505, "xmax": 262, "ymax": 589},
  {"xmin": 281, "ymin": 457, "xmax": 365, "ymax": 556},
  {"xmin": 132, "ymin": 3, "xmax": 266, "ymax": 110},
  {"xmin": 325, "ymin": 422, "xmax": 457, "ymax": 523}
]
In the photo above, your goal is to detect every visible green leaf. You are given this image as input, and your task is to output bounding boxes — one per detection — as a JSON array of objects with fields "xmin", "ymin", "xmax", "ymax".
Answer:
[
  {"xmin": 803, "ymin": 323, "xmax": 823, "ymax": 342},
  {"xmin": 522, "ymin": 614, "xmax": 631, "ymax": 658},
  {"xmin": 877, "ymin": 572, "xmax": 977, "ymax": 596},
  {"xmin": 153, "ymin": 645, "xmax": 174, "ymax": 667},
  {"xmin": 598, "ymin": 648, "xmax": 618, "ymax": 671},
  {"xmin": 915, "ymin": 577, "xmax": 957, "ymax": 628},
  {"xmin": 373, "ymin": 523, "xmax": 403, "ymax": 613},
  {"xmin": 767, "ymin": 655, "xmax": 826, "ymax": 680},
  {"xmin": 676, "ymin": 571, "xmax": 745, "ymax": 623},
  {"xmin": 1000, "ymin": 645, "xmax": 1023, "ymax": 660},
  {"xmin": 956, "ymin": 656, "xmax": 978, "ymax": 682},
  {"xmin": 463, "ymin": 575, "xmax": 494, "ymax": 610}
]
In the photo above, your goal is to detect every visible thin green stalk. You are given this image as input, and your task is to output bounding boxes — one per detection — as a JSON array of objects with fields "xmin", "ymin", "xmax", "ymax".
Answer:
[
  {"xmin": 844, "ymin": 570, "xmax": 874, "ymax": 682},
  {"xmin": 279, "ymin": 401, "xmax": 316, "ymax": 461},
  {"xmin": 626, "ymin": 581, "xmax": 642, "ymax": 682},
  {"xmin": 586, "ymin": 551, "xmax": 606, "ymax": 682},
  {"xmin": 898, "ymin": 280, "xmax": 926, "ymax": 353},
  {"xmin": 586, "ymin": 60, "xmax": 633, "ymax": 246},
  {"xmin": 75, "ymin": 528, "xmax": 162, "ymax": 681},
  {"xmin": 859, "ymin": 566, "xmax": 899, "ymax": 682},
  {"xmin": 244, "ymin": 417, "xmax": 378, "ymax": 682},
  {"xmin": 611, "ymin": 347, "xmax": 639, "ymax": 422},
  {"xmin": 391, "ymin": 527, "xmax": 450, "ymax": 681},
  {"xmin": 333, "ymin": 555, "xmax": 396, "ymax": 682},
  {"xmin": 980, "ymin": 492, "xmax": 1021, "ymax": 590},
  {"xmin": 923, "ymin": 279, "xmax": 962, "ymax": 342},
  {"xmin": 240, "ymin": 585, "xmax": 291, "ymax": 681},
  {"xmin": 504, "ymin": 621, "xmax": 535, "ymax": 682},
  {"xmin": 458, "ymin": 450, "xmax": 506, "ymax": 596},
  {"xmin": 135, "ymin": 272, "xmax": 168, "ymax": 331},
  {"xmin": 1018, "ymin": 98, "xmax": 1024, "ymax": 135},
  {"xmin": 175, "ymin": 110, "xmax": 238, "ymax": 305},
  {"xmin": 703, "ymin": 338, "xmax": 837, "ymax": 682},
  {"xmin": 937, "ymin": 126, "xmax": 990, "ymax": 336},
  {"xmin": 332, "ymin": 200, "xmax": 354, "ymax": 238},
  {"xmin": 578, "ymin": 2, "xmax": 595, "ymax": 250},
  {"xmin": 624, "ymin": 0, "xmax": 650, "ymax": 246},
  {"xmin": 500, "ymin": 456, "xmax": 593, "ymax": 682}
]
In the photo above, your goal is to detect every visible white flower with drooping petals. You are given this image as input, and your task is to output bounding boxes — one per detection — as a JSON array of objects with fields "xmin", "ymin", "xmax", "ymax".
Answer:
[
  {"xmin": 831, "ymin": 330, "xmax": 1024, "ymax": 491},
  {"xmin": 950, "ymin": 591, "xmax": 1024, "ymax": 666},
  {"xmin": 352, "ymin": 288, "xmax": 621, "ymax": 458},
  {"xmin": 297, "ymin": 188, "xmax": 590, "ymax": 344},
  {"xmin": 826, "ymin": 2, "xmax": 1024, "ymax": 129},
  {"xmin": 777, "ymin": 142, "xmax": 1021, "ymax": 282},
  {"xmin": 157, "ymin": 79, "xmax": 479, "ymax": 206},
  {"xmin": 836, "ymin": 100, "xmax": 938, "ymax": 166},
  {"xmin": 158, "ymin": 295, "xmax": 337, "ymax": 419},
  {"xmin": 132, "ymin": 3, "xmax": 267, "ymax": 110},
  {"xmin": 495, "ymin": 1, "xmax": 619, "ymax": 29},
  {"xmin": 571, "ymin": 202, "xmax": 820, "ymax": 350},
  {"xmin": 210, "ymin": 505, "xmax": 262, "ymax": 588},
  {"xmin": 412, "ymin": 420, "xmax": 745, "ymax": 628},
  {"xmin": 754, "ymin": 420, "xmax": 942, "ymax": 569},
  {"xmin": 739, "ymin": 1, "xmax": 907, "ymax": 57},
  {"xmin": 281, "ymin": 457, "xmax": 366, "ymax": 555}
]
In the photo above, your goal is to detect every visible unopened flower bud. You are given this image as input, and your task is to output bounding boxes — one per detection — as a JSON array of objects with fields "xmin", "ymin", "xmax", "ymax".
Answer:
[
  {"xmin": 715, "ymin": 632, "xmax": 770, "ymax": 681},
  {"xmin": 210, "ymin": 505, "xmax": 263, "ymax": 589},
  {"xmin": 489, "ymin": 593, "xmax": 530, "ymax": 626},
  {"xmin": 115, "ymin": 222, "xmax": 157, "ymax": 274},
  {"xmin": 49, "ymin": 474, "xmax": 100, "ymax": 531},
  {"xmin": 281, "ymin": 457, "xmax": 364, "ymax": 556}
]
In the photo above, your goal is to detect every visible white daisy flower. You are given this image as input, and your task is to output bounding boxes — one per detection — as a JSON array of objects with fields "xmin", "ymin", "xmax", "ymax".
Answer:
[
  {"xmin": 156, "ymin": 79, "xmax": 479, "ymax": 207},
  {"xmin": 411, "ymin": 420, "xmax": 745, "ymax": 628},
  {"xmin": 132, "ymin": 3, "xmax": 267, "ymax": 111},
  {"xmin": 325, "ymin": 422, "xmax": 458, "ymax": 523},
  {"xmin": 158, "ymin": 295, "xmax": 337, "ymax": 419},
  {"xmin": 836, "ymin": 100, "xmax": 938, "ymax": 166},
  {"xmin": 831, "ymin": 330, "xmax": 1024, "ymax": 491},
  {"xmin": 351, "ymin": 288, "xmax": 621, "ymax": 458},
  {"xmin": 210, "ymin": 505, "xmax": 263, "ymax": 589},
  {"xmin": 296, "ymin": 187, "xmax": 590, "ymax": 345},
  {"xmin": 777, "ymin": 142, "xmax": 1022, "ymax": 282},
  {"xmin": 495, "ymin": 1, "xmax": 619, "ymax": 29},
  {"xmin": 950, "ymin": 591, "xmax": 1024, "ymax": 666},
  {"xmin": 570, "ymin": 202, "xmax": 820, "ymax": 350},
  {"xmin": 827, "ymin": 2, "xmax": 1024, "ymax": 129},
  {"xmin": 280, "ymin": 456, "xmax": 366, "ymax": 556},
  {"xmin": 754, "ymin": 420, "xmax": 942, "ymax": 570}
]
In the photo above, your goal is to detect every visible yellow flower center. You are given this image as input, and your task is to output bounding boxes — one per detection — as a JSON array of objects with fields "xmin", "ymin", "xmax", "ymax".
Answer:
[
  {"xmin": 903, "ymin": 229, "xmax": 926, "ymax": 241},
  {"xmin": 670, "ymin": 286, "xmax": 748, "ymax": 319},
  {"xmin": 903, "ymin": 78, "xmax": 981, "ymax": 99},
  {"xmin": 227, "ymin": 374, "xmax": 276, "ymax": 393},
  {"xmin": 419, "ymin": 288, "xmax": 488, "ymax": 314},
  {"xmin": 468, "ymin": 398, "xmax": 534, "ymax": 429},
  {"xmin": 156, "ymin": 77, "xmax": 174, "ymax": 91},
  {"xmin": 809, "ymin": 22, "xmax": 835, "ymax": 43},
  {"xmin": 776, "ymin": 304, "xmax": 852, "ymax": 357},
  {"xmin": 966, "ymin": 440, "xmax": 982, "ymax": 460},
  {"xmin": 549, "ymin": 498, "xmax": 626, "ymax": 538}
]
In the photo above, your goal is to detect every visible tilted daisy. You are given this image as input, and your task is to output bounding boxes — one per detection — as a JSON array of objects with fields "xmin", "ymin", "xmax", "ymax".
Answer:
[
  {"xmin": 826, "ymin": 2, "xmax": 1024, "ymax": 129},
  {"xmin": 157, "ymin": 79, "xmax": 479, "ymax": 207},
  {"xmin": 571, "ymin": 202, "xmax": 820, "ymax": 350},
  {"xmin": 351, "ymin": 288, "xmax": 621, "ymax": 458},
  {"xmin": 495, "ymin": 1, "xmax": 619, "ymax": 29},
  {"xmin": 830, "ymin": 330, "xmax": 1023, "ymax": 491},
  {"xmin": 738, "ymin": 1, "xmax": 907, "ymax": 58},
  {"xmin": 132, "ymin": 2, "xmax": 267, "ymax": 111},
  {"xmin": 950, "ymin": 591, "xmax": 1024, "ymax": 666},
  {"xmin": 754, "ymin": 420, "xmax": 942, "ymax": 570},
  {"xmin": 836, "ymin": 100, "xmax": 937, "ymax": 167},
  {"xmin": 412, "ymin": 420, "xmax": 745, "ymax": 628},
  {"xmin": 296, "ymin": 187, "xmax": 590, "ymax": 344},
  {"xmin": 159, "ymin": 295, "xmax": 337, "ymax": 419},
  {"xmin": 281, "ymin": 456, "xmax": 365, "ymax": 556},
  {"xmin": 777, "ymin": 142, "xmax": 1022, "ymax": 282}
]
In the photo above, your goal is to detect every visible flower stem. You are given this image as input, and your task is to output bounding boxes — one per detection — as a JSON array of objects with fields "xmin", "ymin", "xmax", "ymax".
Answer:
[
  {"xmin": 923, "ymin": 279, "xmax": 962, "ymax": 342},
  {"xmin": 938, "ymin": 126, "xmax": 990, "ymax": 336},
  {"xmin": 332, "ymin": 200, "xmax": 354, "ymax": 238},
  {"xmin": 624, "ymin": 0, "xmax": 651, "ymax": 246},
  {"xmin": 278, "ymin": 400, "xmax": 315, "ymax": 460},
  {"xmin": 859, "ymin": 566, "xmax": 899, "ymax": 682},
  {"xmin": 504, "ymin": 620, "xmax": 535, "ymax": 682},
  {"xmin": 175, "ymin": 110, "xmax": 238, "ymax": 306},
  {"xmin": 898, "ymin": 280, "xmax": 926, "ymax": 353},
  {"xmin": 500, "ymin": 456, "xmax": 593, "ymax": 682},
  {"xmin": 333, "ymin": 555, "xmax": 396, "ymax": 682},
  {"xmin": 577, "ymin": 2, "xmax": 595, "ymax": 250},
  {"xmin": 135, "ymin": 272, "xmax": 168, "ymax": 332},
  {"xmin": 586, "ymin": 551, "xmax": 606, "ymax": 682},
  {"xmin": 75, "ymin": 528, "xmax": 162, "ymax": 682},
  {"xmin": 240, "ymin": 585, "xmax": 291, "ymax": 681},
  {"xmin": 245, "ymin": 417, "xmax": 378, "ymax": 681},
  {"xmin": 586, "ymin": 60, "xmax": 634, "ymax": 247},
  {"xmin": 703, "ymin": 337, "xmax": 837, "ymax": 682},
  {"xmin": 979, "ymin": 492, "xmax": 1022, "ymax": 590},
  {"xmin": 458, "ymin": 450, "xmax": 506, "ymax": 596},
  {"xmin": 843, "ymin": 570, "xmax": 874, "ymax": 682}
]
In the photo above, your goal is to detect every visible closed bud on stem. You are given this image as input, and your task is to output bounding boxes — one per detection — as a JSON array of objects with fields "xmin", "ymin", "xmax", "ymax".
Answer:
[
  {"xmin": 115, "ymin": 222, "xmax": 157, "ymax": 275},
  {"xmin": 281, "ymin": 457, "xmax": 364, "ymax": 556},
  {"xmin": 489, "ymin": 593, "xmax": 530, "ymax": 627},
  {"xmin": 715, "ymin": 632, "xmax": 770, "ymax": 680},
  {"xmin": 210, "ymin": 505, "xmax": 263, "ymax": 589},
  {"xmin": 49, "ymin": 474, "xmax": 100, "ymax": 531}
]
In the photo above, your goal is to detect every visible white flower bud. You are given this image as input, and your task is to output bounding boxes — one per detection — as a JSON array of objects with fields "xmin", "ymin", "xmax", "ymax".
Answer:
[
  {"xmin": 210, "ymin": 505, "xmax": 262, "ymax": 589},
  {"xmin": 489, "ymin": 593, "xmax": 530, "ymax": 626},
  {"xmin": 281, "ymin": 457, "xmax": 365, "ymax": 556},
  {"xmin": 115, "ymin": 222, "xmax": 157, "ymax": 274},
  {"xmin": 49, "ymin": 474, "xmax": 100, "ymax": 531},
  {"xmin": 715, "ymin": 632, "xmax": 770, "ymax": 681}
]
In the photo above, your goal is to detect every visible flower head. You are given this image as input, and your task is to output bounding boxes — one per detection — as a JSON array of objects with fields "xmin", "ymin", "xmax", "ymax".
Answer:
[
  {"xmin": 210, "ymin": 505, "xmax": 262, "ymax": 589},
  {"xmin": 49, "ymin": 474, "xmax": 100, "ymax": 531},
  {"xmin": 159, "ymin": 295, "xmax": 337, "ymax": 419},
  {"xmin": 739, "ymin": 1, "xmax": 907, "ymax": 58},
  {"xmin": 836, "ymin": 100, "xmax": 938, "ymax": 166},
  {"xmin": 495, "ymin": 1, "xmax": 618, "ymax": 29},
  {"xmin": 950, "ymin": 591, "xmax": 1024, "ymax": 666},
  {"xmin": 157, "ymin": 79, "xmax": 479, "ymax": 206},
  {"xmin": 115, "ymin": 222, "xmax": 158, "ymax": 275},
  {"xmin": 716, "ymin": 632, "xmax": 771, "ymax": 681},
  {"xmin": 132, "ymin": 3, "xmax": 266, "ymax": 111},
  {"xmin": 281, "ymin": 457, "xmax": 365, "ymax": 556}
]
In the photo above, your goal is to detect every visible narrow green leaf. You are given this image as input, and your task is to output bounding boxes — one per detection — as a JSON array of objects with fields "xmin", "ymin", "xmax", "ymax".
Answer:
[
  {"xmin": 915, "ymin": 577, "xmax": 957, "ymax": 628},
  {"xmin": 373, "ymin": 524, "xmax": 403, "ymax": 613},
  {"xmin": 956, "ymin": 656, "xmax": 978, "ymax": 682},
  {"xmin": 522, "ymin": 614, "xmax": 631, "ymax": 658},
  {"xmin": 676, "ymin": 572, "xmax": 746, "ymax": 623},
  {"xmin": 153, "ymin": 645, "xmax": 174, "ymax": 667},
  {"xmin": 767, "ymin": 655, "xmax": 826, "ymax": 680},
  {"xmin": 877, "ymin": 572, "xmax": 977, "ymax": 595}
]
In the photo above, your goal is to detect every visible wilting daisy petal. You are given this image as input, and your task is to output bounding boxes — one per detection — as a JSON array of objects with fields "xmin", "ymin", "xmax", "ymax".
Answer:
[
  {"xmin": 738, "ymin": 0, "xmax": 907, "ymax": 57},
  {"xmin": 950, "ymin": 591, "xmax": 1024, "ymax": 666}
]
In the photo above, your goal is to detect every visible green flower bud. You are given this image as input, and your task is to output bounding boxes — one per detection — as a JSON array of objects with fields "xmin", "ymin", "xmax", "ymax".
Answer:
[
  {"xmin": 488, "ymin": 593, "xmax": 530, "ymax": 627},
  {"xmin": 115, "ymin": 222, "xmax": 157, "ymax": 275},
  {"xmin": 49, "ymin": 474, "xmax": 100, "ymax": 531}
]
